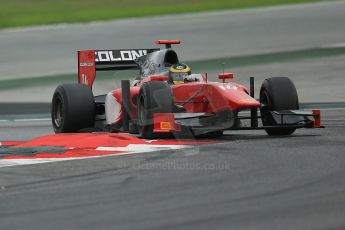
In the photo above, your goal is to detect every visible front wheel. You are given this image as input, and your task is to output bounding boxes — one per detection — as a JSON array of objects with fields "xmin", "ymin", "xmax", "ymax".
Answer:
[
  {"xmin": 260, "ymin": 77, "xmax": 299, "ymax": 136},
  {"xmin": 137, "ymin": 81, "xmax": 174, "ymax": 139}
]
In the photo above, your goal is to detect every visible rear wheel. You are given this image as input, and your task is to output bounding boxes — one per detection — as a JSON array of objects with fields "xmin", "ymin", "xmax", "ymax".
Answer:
[
  {"xmin": 260, "ymin": 77, "xmax": 299, "ymax": 136},
  {"xmin": 137, "ymin": 81, "xmax": 174, "ymax": 139},
  {"xmin": 51, "ymin": 84, "xmax": 95, "ymax": 133}
]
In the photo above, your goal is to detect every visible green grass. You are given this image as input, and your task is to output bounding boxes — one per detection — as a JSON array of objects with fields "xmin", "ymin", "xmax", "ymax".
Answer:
[{"xmin": 0, "ymin": 0, "xmax": 332, "ymax": 29}]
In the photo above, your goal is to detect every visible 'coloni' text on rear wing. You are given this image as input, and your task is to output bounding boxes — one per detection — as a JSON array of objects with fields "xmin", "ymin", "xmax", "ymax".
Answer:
[{"xmin": 78, "ymin": 49, "xmax": 158, "ymax": 89}]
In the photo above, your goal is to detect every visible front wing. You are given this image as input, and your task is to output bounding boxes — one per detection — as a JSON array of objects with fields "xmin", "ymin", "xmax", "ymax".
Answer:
[{"xmin": 152, "ymin": 109, "xmax": 324, "ymax": 136}]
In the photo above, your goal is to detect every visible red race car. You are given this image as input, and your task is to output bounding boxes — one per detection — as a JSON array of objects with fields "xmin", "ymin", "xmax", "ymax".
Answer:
[{"xmin": 51, "ymin": 40, "xmax": 323, "ymax": 138}]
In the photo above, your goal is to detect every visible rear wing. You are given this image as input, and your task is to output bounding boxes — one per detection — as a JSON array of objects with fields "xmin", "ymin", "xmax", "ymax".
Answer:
[{"xmin": 78, "ymin": 49, "xmax": 158, "ymax": 89}]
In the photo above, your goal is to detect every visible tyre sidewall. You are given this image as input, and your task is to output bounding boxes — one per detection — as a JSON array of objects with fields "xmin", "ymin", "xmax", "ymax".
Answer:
[
  {"xmin": 260, "ymin": 77, "xmax": 299, "ymax": 135},
  {"xmin": 51, "ymin": 84, "xmax": 95, "ymax": 133},
  {"xmin": 137, "ymin": 81, "xmax": 173, "ymax": 138}
]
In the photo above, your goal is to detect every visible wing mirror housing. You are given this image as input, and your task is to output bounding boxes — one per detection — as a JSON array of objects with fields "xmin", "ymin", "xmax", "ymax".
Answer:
[{"xmin": 218, "ymin": 73, "xmax": 234, "ymax": 83}]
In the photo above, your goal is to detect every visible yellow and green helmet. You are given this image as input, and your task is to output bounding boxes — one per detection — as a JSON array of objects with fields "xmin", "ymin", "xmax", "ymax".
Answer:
[{"xmin": 168, "ymin": 63, "xmax": 191, "ymax": 84}]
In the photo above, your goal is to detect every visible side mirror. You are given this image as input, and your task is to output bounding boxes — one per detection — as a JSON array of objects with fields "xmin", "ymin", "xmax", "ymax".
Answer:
[
  {"xmin": 148, "ymin": 75, "xmax": 169, "ymax": 81},
  {"xmin": 218, "ymin": 73, "xmax": 234, "ymax": 83}
]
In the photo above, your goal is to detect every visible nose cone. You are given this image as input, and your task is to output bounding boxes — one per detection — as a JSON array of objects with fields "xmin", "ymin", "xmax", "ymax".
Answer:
[{"xmin": 212, "ymin": 83, "xmax": 260, "ymax": 110}]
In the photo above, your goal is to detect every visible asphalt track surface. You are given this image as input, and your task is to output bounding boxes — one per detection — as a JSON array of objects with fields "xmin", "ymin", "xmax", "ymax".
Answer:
[
  {"xmin": 0, "ymin": 109, "xmax": 345, "ymax": 230},
  {"xmin": 1, "ymin": 2, "xmax": 345, "ymax": 229}
]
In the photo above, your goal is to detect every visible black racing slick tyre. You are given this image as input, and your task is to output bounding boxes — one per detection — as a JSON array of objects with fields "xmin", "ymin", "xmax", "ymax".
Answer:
[
  {"xmin": 51, "ymin": 84, "xmax": 95, "ymax": 133},
  {"xmin": 137, "ymin": 81, "xmax": 174, "ymax": 139},
  {"xmin": 260, "ymin": 77, "xmax": 299, "ymax": 136}
]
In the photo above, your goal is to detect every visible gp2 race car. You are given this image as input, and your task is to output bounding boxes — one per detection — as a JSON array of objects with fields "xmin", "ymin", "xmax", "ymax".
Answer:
[{"xmin": 51, "ymin": 40, "xmax": 323, "ymax": 138}]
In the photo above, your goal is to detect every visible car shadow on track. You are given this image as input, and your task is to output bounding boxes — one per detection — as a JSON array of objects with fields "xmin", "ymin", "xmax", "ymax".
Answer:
[
  {"xmin": 210, "ymin": 133, "xmax": 321, "ymax": 142},
  {"xmin": 165, "ymin": 132, "xmax": 321, "ymax": 143}
]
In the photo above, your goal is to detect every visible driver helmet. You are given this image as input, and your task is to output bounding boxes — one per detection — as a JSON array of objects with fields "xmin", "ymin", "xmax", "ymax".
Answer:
[{"xmin": 168, "ymin": 63, "xmax": 191, "ymax": 84}]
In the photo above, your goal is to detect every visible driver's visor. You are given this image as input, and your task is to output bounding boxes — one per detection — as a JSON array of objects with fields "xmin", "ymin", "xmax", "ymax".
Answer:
[{"xmin": 170, "ymin": 72, "xmax": 189, "ymax": 84}]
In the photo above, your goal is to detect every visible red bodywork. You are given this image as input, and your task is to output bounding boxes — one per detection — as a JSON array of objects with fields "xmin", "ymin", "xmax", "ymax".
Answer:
[
  {"xmin": 77, "ymin": 42, "xmax": 323, "ymax": 134},
  {"xmin": 78, "ymin": 51, "xmax": 260, "ymax": 125},
  {"xmin": 109, "ymin": 79, "xmax": 260, "ymax": 124},
  {"xmin": 312, "ymin": 109, "xmax": 324, "ymax": 128},
  {"xmin": 78, "ymin": 50, "xmax": 96, "ymax": 89}
]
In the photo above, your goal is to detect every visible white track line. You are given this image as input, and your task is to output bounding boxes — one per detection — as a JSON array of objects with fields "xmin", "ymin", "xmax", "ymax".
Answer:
[
  {"xmin": 96, "ymin": 144, "xmax": 188, "ymax": 153},
  {"xmin": 321, "ymin": 42, "xmax": 345, "ymax": 48},
  {"xmin": 0, "ymin": 118, "xmax": 50, "ymax": 122},
  {"xmin": 0, "ymin": 144, "xmax": 192, "ymax": 168}
]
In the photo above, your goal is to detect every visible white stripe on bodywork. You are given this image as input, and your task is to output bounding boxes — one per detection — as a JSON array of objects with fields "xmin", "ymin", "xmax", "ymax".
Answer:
[{"xmin": 105, "ymin": 92, "xmax": 122, "ymax": 125}]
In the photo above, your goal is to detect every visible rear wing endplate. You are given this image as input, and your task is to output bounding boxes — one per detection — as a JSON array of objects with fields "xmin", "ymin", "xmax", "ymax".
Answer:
[{"xmin": 78, "ymin": 49, "xmax": 158, "ymax": 89}]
